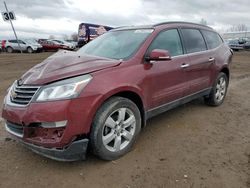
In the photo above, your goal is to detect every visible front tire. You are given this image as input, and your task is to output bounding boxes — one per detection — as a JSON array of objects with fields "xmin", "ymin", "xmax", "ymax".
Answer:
[
  {"xmin": 205, "ymin": 72, "xmax": 228, "ymax": 106},
  {"xmin": 90, "ymin": 97, "xmax": 141, "ymax": 160},
  {"xmin": 27, "ymin": 47, "xmax": 33, "ymax": 53}
]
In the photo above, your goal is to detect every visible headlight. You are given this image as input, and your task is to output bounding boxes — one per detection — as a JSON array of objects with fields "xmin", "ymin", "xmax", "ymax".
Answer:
[{"xmin": 34, "ymin": 74, "xmax": 92, "ymax": 102}]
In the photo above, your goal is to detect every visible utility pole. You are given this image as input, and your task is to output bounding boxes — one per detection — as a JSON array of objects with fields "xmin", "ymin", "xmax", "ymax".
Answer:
[{"xmin": 3, "ymin": 1, "xmax": 22, "ymax": 53}]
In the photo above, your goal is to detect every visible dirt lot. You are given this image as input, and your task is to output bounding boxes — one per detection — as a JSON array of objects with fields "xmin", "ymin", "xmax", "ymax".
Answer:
[{"xmin": 0, "ymin": 51, "xmax": 249, "ymax": 188}]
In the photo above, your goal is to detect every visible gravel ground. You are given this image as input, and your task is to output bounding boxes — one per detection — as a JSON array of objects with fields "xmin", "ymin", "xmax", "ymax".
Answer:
[{"xmin": 0, "ymin": 51, "xmax": 249, "ymax": 188}]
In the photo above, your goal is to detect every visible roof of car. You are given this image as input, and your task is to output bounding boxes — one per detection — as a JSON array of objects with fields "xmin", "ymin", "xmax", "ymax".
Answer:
[{"xmin": 112, "ymin": 21, "xmax": 213, "ymax": 31}]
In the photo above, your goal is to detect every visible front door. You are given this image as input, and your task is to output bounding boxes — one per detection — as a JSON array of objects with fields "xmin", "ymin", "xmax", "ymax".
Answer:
[{"xmin": 144, "ymin": 29, "xmax": 189, "ymax": 109}]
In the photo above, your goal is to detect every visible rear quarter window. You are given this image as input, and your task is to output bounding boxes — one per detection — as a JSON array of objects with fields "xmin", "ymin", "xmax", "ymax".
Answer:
[
  {"xmin": 202, "ymin": 30, "xmax": 223, "ymax": 49},
  {"xmin": 181, "ymin": 29, "xmax": 207, "ymax": 54}
]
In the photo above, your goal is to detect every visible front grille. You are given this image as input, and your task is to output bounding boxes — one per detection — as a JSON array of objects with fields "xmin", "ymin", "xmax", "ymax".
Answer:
[
  {"xmin": 10, "ymin": 82, "xmax": 40, "ymax": 106},
  {"xmin": 5, "ymin": 121, "xmax": 24, "ymax": 137}
]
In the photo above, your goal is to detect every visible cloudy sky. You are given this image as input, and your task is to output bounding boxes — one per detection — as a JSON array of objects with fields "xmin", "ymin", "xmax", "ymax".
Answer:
[{"xmin": 0, "ymin": 0, "xmax": 249, "ymax": 39}]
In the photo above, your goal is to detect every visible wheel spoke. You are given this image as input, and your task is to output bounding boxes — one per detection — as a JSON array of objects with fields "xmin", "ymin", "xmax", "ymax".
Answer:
[
  {"xmin": 221, "ymin": 80, "xmax": 226, "ymax": 89},
  {"xmin": 105, "ymin": 117, "xmax": 116, "ymax": 129},
  {"xmin": 216, "ymin": 84, "xmax": 220, "ymax": 90},
  {"xmin": 219, "ymin": 93, "xmax": 223, "ymax": 101},
  {"xmin": 122, "ymin": 130, "xmax": 133, "ymax": 141},
  {"xmin": 215, "ymin": 91, "xmax": 220, "ymax": 99},
  {"xmin": 102, "ymin": 107, "xmax": 137, "ymax": 152},
  {"xmin": 219, "ymin": 77, "xmax": 224, "ymax": 84},
  {"xmin": 114, "ymin": 136, "xmax": 121, "ymax": 151},
  {"xmin": 123, "ymin": 115, "xmax": 135, "ymax": 128},
  {"xmin": 118, "ymin": 108, "xmax": 126, "ymax": 123},
  {"xmin": 103, "ymin": 131, "xmax": 116, "ymax": 145}
]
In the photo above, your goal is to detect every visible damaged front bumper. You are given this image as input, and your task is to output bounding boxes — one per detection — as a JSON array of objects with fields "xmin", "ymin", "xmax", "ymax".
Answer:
[{"xmin": 5, "ymin": 122, "xmax": 88, "ymax": 161}]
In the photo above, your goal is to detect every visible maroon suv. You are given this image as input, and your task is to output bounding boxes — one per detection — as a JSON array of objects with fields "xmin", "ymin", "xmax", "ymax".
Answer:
[{"xmin": 2, "ymin": 22, "xmax": 233, "ymax": 161}]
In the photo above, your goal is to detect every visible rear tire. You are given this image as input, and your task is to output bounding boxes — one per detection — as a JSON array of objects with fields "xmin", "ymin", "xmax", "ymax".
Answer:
[
  {"xmin": 205, "ymin": 72, "xmax": 228, "ymax": 106},
  {"xmin": 90, "ymin": 97, "xmax": 141, "ymax": 160},
  {"xmin": 6, "ymin": 47, "xmax": 13, "ymax": 53}
]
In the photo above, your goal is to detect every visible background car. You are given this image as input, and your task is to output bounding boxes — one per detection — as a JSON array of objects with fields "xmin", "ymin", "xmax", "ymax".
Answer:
[
  {"xmin": 65, "ymin": 39, "xmax": 78, "ymax": 47},
  {"xmin": 244, "ymin": 41, "xmax": 250, "ymax": 50},
  {"xmin": 22, "ymin": 39, "xmax": 43, "ymax": 52},
  {"xmin": 52, "ymin": 39, "xmax": 76, "ymax": 50},
  {"xmin": 227, "ymin": 39, "xmax": 244, "ymax": 51},
  {"xmin": 38, "ymin": 39, "xmax": 67, "ymax": 51},
  {"xmin": 5, "ymin": 39, "xmax": 43, "ymax": 53}
]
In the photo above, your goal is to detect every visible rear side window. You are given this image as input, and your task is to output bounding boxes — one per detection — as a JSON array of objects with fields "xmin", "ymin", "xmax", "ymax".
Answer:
[
  {"xmin": 202, "ymin": 30, "xmax": 223, "ymax": 49},
  {"xmin": 181, "ymin": 29, "xmax": 207, "ymax": 53},
  {"xmin": 147, "ymin": 29, "xmax": 183, "ymax": 57}
]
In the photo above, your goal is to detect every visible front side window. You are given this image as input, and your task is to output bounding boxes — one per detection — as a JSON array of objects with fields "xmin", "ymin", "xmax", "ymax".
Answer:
[
  {"xmin": 78, "ymin": 29, "xmax": 153, "ymax": 60},
  {"xmin": 181, "ymin": 29, "xmax": 207, "ymax": 53},
  {"xmin": 147, "ymin": 29, "xmax": 183, "ymax": 57},
  {"xmin": 202, "ymin": 30, "xmax": 223, "ymax": 49}
]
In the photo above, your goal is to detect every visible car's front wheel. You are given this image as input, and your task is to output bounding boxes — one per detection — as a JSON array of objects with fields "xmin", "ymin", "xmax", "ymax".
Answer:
[
  {"xmin": 27, "ymin": 47, "xmax": 33, "ymax": 53},
  {"xmin": 90, "ymin": 97, "xmax": 141, "ymax": 160},
  {"xmin": 205, "ymin": 72, "xmax": 229, "ymax": 106}
]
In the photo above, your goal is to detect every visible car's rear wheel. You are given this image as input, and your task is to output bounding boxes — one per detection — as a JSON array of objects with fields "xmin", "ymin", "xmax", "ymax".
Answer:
[
  {"xmin": 205, "ymin": 72, "xmax": 228, "ymax": 106},
  {"xmin": 6, "ymin": 47, "xmax": 13, "ymax": 53},
  {"xmin": 27, "ymin": 47, "xmax": 33, "ymax": 53},
  {"xmin": 90, "ymin": 97, "xmax": 141, "ymax": 160}
]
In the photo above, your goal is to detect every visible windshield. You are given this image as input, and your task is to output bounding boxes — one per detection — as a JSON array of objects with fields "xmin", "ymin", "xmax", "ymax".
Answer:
[{"xmin": 78, "ymin": 29, "xmax": 153, "ymax": 60}]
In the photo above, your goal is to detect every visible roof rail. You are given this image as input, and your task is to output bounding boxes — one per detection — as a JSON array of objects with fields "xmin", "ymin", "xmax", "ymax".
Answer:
[{"xmin": 153, "ymin": 21, "xmax": 213, "ymax": 29}]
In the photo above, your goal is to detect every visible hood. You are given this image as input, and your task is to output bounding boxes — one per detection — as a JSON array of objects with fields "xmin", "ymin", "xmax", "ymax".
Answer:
[{"xmin": 21, "ymin": 50, "xmax": 121, "ymax": 85}]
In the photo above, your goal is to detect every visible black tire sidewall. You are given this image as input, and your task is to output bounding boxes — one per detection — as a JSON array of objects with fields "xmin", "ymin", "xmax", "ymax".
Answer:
[
  {"xmin": 27, "ymin": 47, "xmax": 33, "ymax": 53},
  {"xmin": 7, "ymin": 47, "xmax": 13, "ymax": 53},
  {"xmin": 90, "ymin": 97, "xmax": 141, "ymax": 160}
]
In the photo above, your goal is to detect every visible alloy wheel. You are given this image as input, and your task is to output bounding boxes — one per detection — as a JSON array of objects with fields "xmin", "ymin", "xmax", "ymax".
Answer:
[
  {"xmin": 102, "ymin": 108, "xmax": 136, "ymax": 152},
  {"xmin": 215, "ymin": 76, "xmax": 226, "ymax": 102}
]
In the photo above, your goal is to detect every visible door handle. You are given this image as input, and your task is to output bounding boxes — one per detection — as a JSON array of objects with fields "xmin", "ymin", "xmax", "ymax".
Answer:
[
  {"xmin": 181, "ymin": 63, "xmax": 190, "ymax": 68},
  {"xmin": 208, "ymin": 57, "xmax": 215, "ymax": 62}
]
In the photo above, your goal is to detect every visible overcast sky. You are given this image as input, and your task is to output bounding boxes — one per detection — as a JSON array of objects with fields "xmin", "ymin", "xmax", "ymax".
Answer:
[{"xmin": 0, "ymin": 0, "xmax": 250, "ymax": 39}]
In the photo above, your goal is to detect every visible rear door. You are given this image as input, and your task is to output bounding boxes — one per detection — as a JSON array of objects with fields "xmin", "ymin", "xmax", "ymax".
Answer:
[
  {"xmin": 8, "ymin": 40, "xmax": 18, "ymax": 50},
  {"xmin": 145, "ymin": 29, "xmax": 189, "ymax": 108},
  {"xmin": 180, "ymin": 28, "xmax": 213, "ymax": 95}
]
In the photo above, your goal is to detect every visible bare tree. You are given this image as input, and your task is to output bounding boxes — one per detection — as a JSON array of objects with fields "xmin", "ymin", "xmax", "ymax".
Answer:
[
  {"xmin": 62, "ymin": 34, "xmax": 69, "ymax": 40},
  {"xmin": 228, "ymin": 24, "xmax": 248, "ymax": 32},
  {"xmin": 49, "ymin": 35, "xmax": 55, "ymax": 39},
  {"xmin": 199, "ymin": 18, "xmax": 207, "ymax": 26},
  {"xmin": 71, "ymin": 32, "xmax": 78, "ymax": 42}
]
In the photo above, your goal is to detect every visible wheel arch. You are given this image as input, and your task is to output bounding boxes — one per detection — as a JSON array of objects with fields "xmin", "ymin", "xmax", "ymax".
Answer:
[
  {"xmin": 91, "ymin": 88, "xmax": 147, "ymax": 130},
  {"xmin": 112, "ymin": 90, "xmax": 146, "ymax": 128},
  {"xmin": 27, "ymin": 46, "xmax": 33, "ymax": 50},
  {"xmin": 220, "ymin": 67, "xmax": 230, "ymax": 80}
]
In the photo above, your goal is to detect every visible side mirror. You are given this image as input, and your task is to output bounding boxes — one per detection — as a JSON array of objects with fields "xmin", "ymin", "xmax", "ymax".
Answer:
[{"xmin": 145, "ymin": 49, "xmax": 172, "ymax": 64}]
